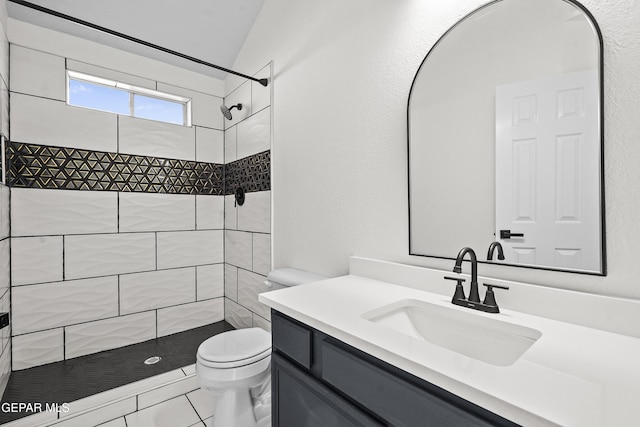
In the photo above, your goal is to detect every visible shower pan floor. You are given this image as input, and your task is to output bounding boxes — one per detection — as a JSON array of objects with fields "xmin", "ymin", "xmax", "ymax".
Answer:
[{"xmin": 0, "ymin": 321, "xmax": 234, "ymax": 424}]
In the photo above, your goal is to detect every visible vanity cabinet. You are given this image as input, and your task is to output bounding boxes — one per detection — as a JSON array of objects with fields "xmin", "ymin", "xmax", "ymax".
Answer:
[{"xmin": 271, "ymin": 310, "xmax": 520, "ymax": 427}]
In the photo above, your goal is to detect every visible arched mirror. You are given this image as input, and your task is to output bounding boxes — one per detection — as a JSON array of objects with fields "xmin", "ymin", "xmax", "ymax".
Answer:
[{"xmin": 408, "ymin": 0, "xmax": 605, "ymax": 274}]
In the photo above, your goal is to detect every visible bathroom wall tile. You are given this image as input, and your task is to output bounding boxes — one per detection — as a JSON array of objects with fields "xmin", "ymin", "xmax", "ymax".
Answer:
[
  {"xmin": 65, "ymin": 311, "xmax": 156, "ymax": 359},
  {"xmin": 252, "ymin": 314, "xmax": 272, "ymax": 333},
  {"xmin": 157, "ymin": 83, "xmax": 223, "ymax": 130},
  {"xmin": 237, "ymin": 107, "xmax": 271, "ymax": 159},
  {"xmin": 12, "ymin": 328, "xmax": 63, "ymax": 370},
  {"xmin": 237, "ymin": 269, "xmax": 271, "ymax": 320},
  {"xmin": 145, "ymin": 229, "xmax": 185, "ymax": 262},
  {"xmin": 0, "ymin": 343, "xmax": 10, "ymax": 405},
  {"xmin": 67, "ymin": 59, "xmax": 156, "ymax": 90},
  {"xmin": 195, "ymin": 126, "xmax": 223, "ymax": 163},
  {"xmin": 252, "ymin": 233, "xmax": 271, "ymax": 276},
  {"xmin": 225, "ymin": 264, "xmax": 238, "ymax": 302},
  {"xmin": 7, "ymin": 141, "xmax": 224, "ymax": 196},
  {"xmin": 224, "ymin": 298, "xmax": 253, "ymax": 329},
  {"xmin": 251, "ymin": 63, "xmax": 271, "ymax": 113},
  {"xmin": 224, "ymin": 125, "xmax": 237, "ymax": 163},
  {"xmin": 223, "ymin": 82, "xmax": 251, "ymax": 129},
  {"xmin": 10, "ymin": 93, "xmax": 118, "ymax": 152},
  {"xmin": 11, "ymin": 188, "xmax": 118, "ymax": 237},
  {"xmin": 0, "ymin": 239, "xmax": 9, "ymax": 290},
  {"xmin": 137, "ymin": 377, "xmax": 200, "ymax": 411},
  {"xmin": 65, "ymin": 233, "xmax": 156, "ymax": 280},
  {"xmin": 224, "ymin": 230, "xmax": 252, "ymax": 270},
  {"xmin": 156, "ymin": 230, "xmax": 223, "ymax": 270},
  {"xmin": 224, "ymin": 150, "xmax": 271, "ymax": 195},
  {"xmin": 224, "ymin": 194, "xmax": 237, "ymax": 230},
  {"xmin": 196, "ymin": 264, "xmax": 224, "ymax": 300},
  {"xmin": 127, "ymin": 395, "xmax": 200, "ymax": 427},
  {"xmin": 237, "ymin": 191, "xmax": 271, "ymax": 233},
  {"xmin": 157, "ymin": 298, "xmax": 224, "ymax": 337},
  {"xmin": 1, "ymin": 79, "xmax": 8, "ymax": 139},
  {"xmin": 119, "ymin": 193, "xmax": 195, "ymax": 233},
  {"xmin": 0, "ymin": 289, "xmax": 9, "ymax": 350},
  {"xmin": 11, "ymin": 236, "xmax": 63, "ymax": 286},
  {"xmin": 12, "ymin": 276, "xmax": 118, "ymax": 335},
  {"xmin": 120, "ymin": 267, "xmax": 196, "ymax": 315},
  {"xmin": 53, "ymin": 397, "xmax": 137, "ymax": 427},
  {"xmin": 10, "ymin": 45, "xmax": 66, "ymax": 100},
  {"xmin": 0, "ymin": 185, "xmax": 9, "ymax": 239},
  {"xmin": 118, "ymin": 115, "xmax": 196, "ymax": 161},
  {"xmin": 195, "ymin": 195, "xmax": 224, "ymax": 230}
]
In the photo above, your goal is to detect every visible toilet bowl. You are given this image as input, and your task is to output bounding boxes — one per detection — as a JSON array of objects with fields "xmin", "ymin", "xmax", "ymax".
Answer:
[
  {"xmin": 196, "ymin": 268, "xmax": 327, "ymax": 427},
  {"xmin": 197, "ymin": 328, "xmax": 272, "ymax": 427}
]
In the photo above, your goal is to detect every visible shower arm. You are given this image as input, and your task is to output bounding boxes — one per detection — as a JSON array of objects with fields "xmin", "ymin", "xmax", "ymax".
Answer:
[{"xmin": 9, "ymin": 0, "xmax": 269, "ymax": 87}]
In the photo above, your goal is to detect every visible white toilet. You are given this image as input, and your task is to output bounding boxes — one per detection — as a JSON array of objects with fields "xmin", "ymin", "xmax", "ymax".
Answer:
[{"xmin": 196, "ymin": 268, "xmax": 326, "ymax": 427}]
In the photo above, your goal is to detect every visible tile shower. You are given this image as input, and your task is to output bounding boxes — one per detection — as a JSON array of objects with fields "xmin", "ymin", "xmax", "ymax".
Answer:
[{"xmin": 1, "ymin": 15, "xmax": 273, "ymax": 414}]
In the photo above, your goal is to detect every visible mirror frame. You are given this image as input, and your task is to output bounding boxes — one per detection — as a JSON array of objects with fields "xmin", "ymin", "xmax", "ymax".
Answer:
[{"xmin": 407, "ymin": 0, "xmax": 606, "ymax": 275}]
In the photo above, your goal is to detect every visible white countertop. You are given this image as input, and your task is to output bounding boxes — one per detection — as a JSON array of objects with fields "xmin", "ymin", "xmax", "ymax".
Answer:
[{"xmin": 259, "ymin": 272, "xmax": 640, "ymax": 426}]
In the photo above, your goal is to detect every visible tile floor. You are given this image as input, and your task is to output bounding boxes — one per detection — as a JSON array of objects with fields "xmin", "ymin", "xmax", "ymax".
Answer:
[{"xmin": 3, "ymin": 364, "xmax": 215, "ymax": 426}]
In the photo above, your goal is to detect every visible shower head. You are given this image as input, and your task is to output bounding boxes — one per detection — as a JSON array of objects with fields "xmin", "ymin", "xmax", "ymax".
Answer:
[{"xmin": 220, "ymin": 103, "xmax": 243, "ymax": 120}]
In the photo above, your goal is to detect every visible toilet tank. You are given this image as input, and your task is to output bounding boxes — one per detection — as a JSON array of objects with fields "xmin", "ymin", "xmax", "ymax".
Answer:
[{"xmin": 266, "ymin": 268, "xmax": 327, "ymax": 290}]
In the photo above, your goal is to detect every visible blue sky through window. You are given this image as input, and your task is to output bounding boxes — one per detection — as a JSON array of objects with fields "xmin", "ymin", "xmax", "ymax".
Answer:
[
  {"xmin": 68, "ymin": 74, "xmax": 189, "ymax": 126},
  {"xmin": 134, "ymin": 94, "xmax": 184, "ymax": 125},
  {"xmin": 69, "ymin": 79, "xmax": 130, "ymax": 115}
]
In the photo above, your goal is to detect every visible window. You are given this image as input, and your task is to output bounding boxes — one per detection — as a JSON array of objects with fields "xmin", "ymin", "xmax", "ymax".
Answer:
[{"xmin": 67, "ymin": 71, "xmax": 192, "ymax": 126}]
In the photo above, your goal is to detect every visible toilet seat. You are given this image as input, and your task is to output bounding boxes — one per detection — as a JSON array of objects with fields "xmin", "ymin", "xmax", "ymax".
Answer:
[{"xmin": 197, "ymin": 328, "xmax": 271, "ymax": 369}]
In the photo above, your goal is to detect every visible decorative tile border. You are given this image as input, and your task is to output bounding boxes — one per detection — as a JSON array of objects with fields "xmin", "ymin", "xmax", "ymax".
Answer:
[
  {"xmin": 7, "ymin": 141, "xmax": 224, "ymax": 195},
  {"xmin": 224, "ymin": 150, "xmax": 271, "ymax": 195},
  {"xmin": 6, "ymin": 142, "xmax": 270, "ymax": 196}
]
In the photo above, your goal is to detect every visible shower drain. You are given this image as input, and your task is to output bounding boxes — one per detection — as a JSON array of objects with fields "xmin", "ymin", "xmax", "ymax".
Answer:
[{"xmin": 144, "ymin": 356, "xmax": 162, "ymax": 365}]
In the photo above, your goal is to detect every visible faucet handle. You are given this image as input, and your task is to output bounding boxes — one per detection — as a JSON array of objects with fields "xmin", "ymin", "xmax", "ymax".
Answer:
[
  {"xmin": 444, "ymin": 276, "xmax": 466, "ymax": 302},
  {"xmin": 482, "ymin": 283, "xmax": 509, "ymax": 312}
]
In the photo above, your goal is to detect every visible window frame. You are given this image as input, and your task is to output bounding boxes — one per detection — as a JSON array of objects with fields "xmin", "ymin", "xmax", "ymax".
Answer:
[{"xmin": 66, "ymin": 70, "xmax": 192, "ymax": 126}]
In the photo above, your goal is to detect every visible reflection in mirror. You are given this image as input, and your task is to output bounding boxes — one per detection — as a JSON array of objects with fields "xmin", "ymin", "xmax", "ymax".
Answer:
[{"xmin": 408, "ymin": 0, "xmax": 605, "ymax": 274}]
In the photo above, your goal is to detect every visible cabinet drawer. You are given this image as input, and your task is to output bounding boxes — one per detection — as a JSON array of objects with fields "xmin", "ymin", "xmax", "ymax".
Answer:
[
  {"xmin": 273, "ymin": 353, "xmax": 384, "ymax": 427},
  {"xmin": 321, "ymin": 339, "xmax": 519, "ymax": 427},
  {"xmin": 272, "ymin": 311, "xmax": 313, "ymax": 369}
]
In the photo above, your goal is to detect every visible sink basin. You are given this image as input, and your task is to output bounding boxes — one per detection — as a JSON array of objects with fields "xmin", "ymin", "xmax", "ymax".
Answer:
[{"xmin": 362, "ymin": 299, "xmax": 541, "ymax": 366}]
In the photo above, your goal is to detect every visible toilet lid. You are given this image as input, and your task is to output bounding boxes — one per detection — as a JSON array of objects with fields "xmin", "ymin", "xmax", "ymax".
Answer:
[{"xmin": 197, "ymin": 328, "xmax": 271, "ymax": 367}]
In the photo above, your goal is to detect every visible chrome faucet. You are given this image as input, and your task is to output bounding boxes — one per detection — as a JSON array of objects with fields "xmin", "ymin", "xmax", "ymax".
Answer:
[
  {"xmin": 487, "ymin": 241, "xmax": 505, "ymax": 261},
  {"xmin": 453, "ymin": 247, "xmax": 480, "ymax": 303},
  {"xmin": 444, "ymin": 246, "xmax": 509, "ymax": 313}
]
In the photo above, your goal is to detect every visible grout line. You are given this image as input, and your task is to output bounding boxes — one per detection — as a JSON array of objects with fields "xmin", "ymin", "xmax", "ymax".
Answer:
[
  {"xmin": 117, "ymin": 275, "xmax": 121, "ymax": 316},
  {"xmin": 116, "ymin": 115, "xmax": 120, "ymax": 152},
  {"xmin": 11, "ymin": 227, "xmax": 226, "ymax": 239},
  {"xmin": 117, "ymin": 192, "xmax": 120, "ymax": 233},
  {"xmin": 194, "ymin": 195, "xmax": 197, "ymax": 230},
  {"xmin": 154, "ymin": 232, "xmax": 158, "ymax": 271},
  {"xmin": 185, "ymin": 393, "xmax": 203, "ymax": 423},
  {"xmin": 11, "ymin": 263, "xmax": 223, "ymax": 289},
  {"xmin": 9, "ymin": 297, "xmax": 226, "ymax": 338},
  {"xmin": 62, "ymin": 235, "xmax": 66, "ymax": 281}
]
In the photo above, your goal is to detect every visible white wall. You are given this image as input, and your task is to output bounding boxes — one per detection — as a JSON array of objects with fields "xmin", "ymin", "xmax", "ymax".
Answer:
[{"xmin": 229, "ymin": 0, "xmax": 640, "ymax": 300}]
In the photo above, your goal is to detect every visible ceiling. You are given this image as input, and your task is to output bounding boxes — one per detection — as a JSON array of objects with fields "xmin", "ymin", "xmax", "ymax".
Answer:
[{"xmin": 7, "ymin": 0, "xmax": 266, "ymax": 80}]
